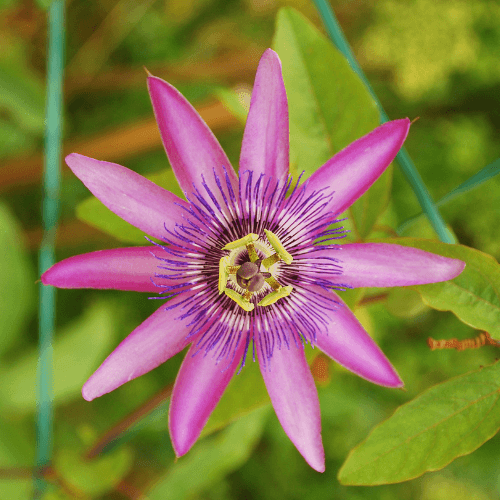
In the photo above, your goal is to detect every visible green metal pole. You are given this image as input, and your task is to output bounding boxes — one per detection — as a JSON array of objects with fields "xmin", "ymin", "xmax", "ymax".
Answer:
[
  {"xmin": 35, "ymin": 0, "xmax": 65, "ymax": 497},
  {"xmin": 311, "ymin": 0, "xmax": 454, "ymax": 243}
]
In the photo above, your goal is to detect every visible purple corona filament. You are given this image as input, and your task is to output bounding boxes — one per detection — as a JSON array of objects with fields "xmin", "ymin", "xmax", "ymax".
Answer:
[{"xmin": 147, "ymin": 169, "xmax": 345, "ymax": 370}]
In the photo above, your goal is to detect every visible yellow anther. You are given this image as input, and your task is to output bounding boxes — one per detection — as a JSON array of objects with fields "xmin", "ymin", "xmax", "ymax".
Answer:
[
  {"xmin": 222, "ymin": 233, "xmax": 259, "ymax": 251},
  {"xmin": 257, "ymin": 286, "xmax": 293, "ymax": 307},
  {"xmin": 246, "ymin": 243, "xmax": 259, "ymax": 263},
  {"xmin": 264, "ymin": 230, "xmax": 293, "ymax": 264},
  {"xmin": 224, "ymin": 288, "xmax": 254, "ymax": 311},
  {"xmin": 265, "ymin": 276, "xmax": 281, "ymax": 291},
  {"xmin": 262, "ymin": 253, "xmax": 280, "ymax": 269},
  {"xmin": 243, "ymin": 290, "xmax": 253, "ymax": 301},
  {"xmin": 226, "ymin": 265, "xmax": 240, "ymax": 274},
  {"xmin": 218, "ymin": 257, "xmax": 230, "ymax": 294}
]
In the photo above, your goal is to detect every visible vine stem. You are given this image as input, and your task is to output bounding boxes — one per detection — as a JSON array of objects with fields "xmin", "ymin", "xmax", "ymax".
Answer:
[
  {"xmin": 84, "ymin": 384, "xmax": 173, "ymax": 459},
  {"xmin": 311, "ymin": 0, "xmax": 454, "ymax": 243},
  {"xmin": 35, "ymin": 0, "xmax": 65, "ymax": 497}
]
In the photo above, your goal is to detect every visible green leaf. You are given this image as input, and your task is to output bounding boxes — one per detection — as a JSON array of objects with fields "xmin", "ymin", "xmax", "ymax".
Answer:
[
  {"xmin": 201, "ymin": 352, "xmax": 270, "ymax": 437},
  {"xmin": 214, "ymin": 87, "xmax": 249, "ymax": 124},
  {"xmin": 148, "ymin": 168, "xmax": 185, "ymax": 199},
  {"xmin": 0, "ymin": 202, "xmax": 35, "ymax": 357},
  {"xmin": 273, "ymin": 7, "xmax": 379, "ymax": 176},
  {"xmin": 76, "ymin": 196, "xmax": 147, "ymax": 244},
  {"xmin": 34, "ymin": 0, "xmax": 53, "ymax": 9},
  {"xmin": 148, "ymin": 406, "xmax": 269, "ymax": 500},
  {"xmin": 0, "ymin": 417, "xmax": 34, "ymax": 465},
  {"xmin": 55, "ymin": 446, "xmax": 133, "ymax": 496},
  {"xmin": 0, "ymin": 62, "xmax": 45, "ymax": 134},
  {"xmin": 273, "ymin": 7, "xmax": 387, "ymax": 239},
  {"xmin": 0, "ymin": 118, "xmax": 34, "ymax": 158},
  {"xmin": 339, "ymin": 361, "xmax": 500, "ymax": 485},
  {"xmin": 398, "ymin": 157, "xmax": 500, "ymax": 235},
  {"xmin": 0, "ymin": 300, "xmax": 116, "ymax": 412},
  {"xmin": 439, "ymin": 157, "xmax": 500, "ymax": 205},
  {"xmin": 386, "ymin": 287, "xmax": 428, "ymax": 319},
  {"xmin": 348, "ymin": 167, "xmax": 393, "ymax": 241},
  {"xmin": 0, "ymin": 479, "xmax": 32, "ymax": 500},
  {"xmin": 76, "ymin": 168, "xmax": 184, "ymax": 244},
  {"xmin": 375, "ymin": 238, "xmax": 500, "ymax": 338}
]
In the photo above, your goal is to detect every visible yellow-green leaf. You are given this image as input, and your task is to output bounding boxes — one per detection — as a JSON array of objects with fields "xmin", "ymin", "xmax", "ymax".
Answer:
[
  {"xmin": 76, "ymin": 168, "xmax": 184, "ymax": 244},
  {"xmin": 339, "ymin": 361, "xmax": 500, "ymax": 485},
  {"xmin": 375, "ymin": 238, "xmax": 500, "ymax": 338}
]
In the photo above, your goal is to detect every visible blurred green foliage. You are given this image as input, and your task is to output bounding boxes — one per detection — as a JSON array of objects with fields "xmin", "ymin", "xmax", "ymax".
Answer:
[{"xmin": 1, "ymin": 0, "xmax": 500, "ymax": 498}]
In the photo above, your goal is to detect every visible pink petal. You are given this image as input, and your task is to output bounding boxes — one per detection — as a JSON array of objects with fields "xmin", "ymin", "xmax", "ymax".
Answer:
[
  {"xmin": 240, "ymin": 49, "xmax": 289, "ymax": 181},
  {"xmin": 169, "ymin": 338, "xmax": 246, "ymax": 456},
  {"xmin": 306, "ymin": 119, "xmax": 411, "ymax": 214},
  {"xmin": 258, "ymin": 340, "xmax": 325, "ymax": 472},
  {"xmin": 66, "ymin": 154, "xmax": 189, "ymax": 241},
  {"xmin": 82, "ymin": 294, "xmax": 198, "ymax": 401},
  {"xmin": 148, "ymin": 75, "xmax": 238, "ymax": 202},
  {"xmin": 314, "ymin": 243, "xmax": 466, "ymax": 288},
  {"xmin": 313, "ymin": 287, "xmax": 403, "ymax": 388},
  {"xmin": 41, "ymin": 247, "xmax": 183, "ymax": 292}
]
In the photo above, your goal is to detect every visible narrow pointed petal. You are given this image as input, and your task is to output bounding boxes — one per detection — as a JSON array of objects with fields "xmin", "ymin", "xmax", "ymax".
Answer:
[
  {"xmin": 66, "ymin": 153, "xmax": 189, "ymax": 241},
  {"xmin": 314, "ymin": 243, "xmax": 465, "ymax": 288},
  {"xmin": 314, "ymin": 287, "xmax": 403, "ymax": 388},
  {"xmin": 258, "ymin": 342, "xmax": 325, "ymax": 472},
  {"xmin": 169, "ymin": 339, "xmax": 246, "ymax": 456},
  {"xmin": 82, "ymin": 294, "xmax": 197, "ymax": 401},
  {"xmin": 41, "ymin": 247, "xmax": 182, "ymax": 292},
  {"xmin": 306, "ymin": 119, "xmax": 410, "ymax": 214},
  {"xmin": 240, "ymin": 49, "xmax": 289, "ymax": 181},
  {"xmin": 148, "ymin": 75, "xmax": 238, "ymax": 200}
]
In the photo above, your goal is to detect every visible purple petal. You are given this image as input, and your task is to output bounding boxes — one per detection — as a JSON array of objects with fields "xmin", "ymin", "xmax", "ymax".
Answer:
[
  {"xmin": 169, "ymin": 339, "xmax": 246, "ymax": 457},
  {"xmin": 305, "ymin": 119, "xmax": 411, "ymax": 214},
  {"xmin": 148, "ymin": 75, "xmax": 238, "ymax": 201},
  {"xmin": 314, "ymin": 243, "xmax": 466, "ymax": 288},
  {"xmin": 313, "ymin": 287, "xmax": 403, "ymax": 388},
  {"xmin": 240, "ymin": 49, "xmax": 289, "ymax": 181},
  {"xmin": 82, "ymin": 294, "xmax": 197, "ymax": 401},
  {"xmin": 41, "ymin": 247, "xmax": 182, "ymax": 292},
  {"xmin": 258, "ymin": 341, "xmax": 325, "ymax": 472},
  {"xmin": 65, "ymin": 153, "xmax": 189, "ymax": 241}
]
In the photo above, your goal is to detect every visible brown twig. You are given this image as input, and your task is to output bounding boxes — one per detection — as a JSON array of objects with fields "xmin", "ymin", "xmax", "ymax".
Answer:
[
  {"xmin": 115, "ymin": 480, "xmax": 149, "ymax": 500},
  {"xmin": 66, "ymin": 49, "xmax": 262, "ymax": 95},
  {"xmin": 25, "ymin": 219, "xmax": 116, "ymax": 249},
  {"xmin": 358, "ymin": 293, "xmax": 389, "ymax": 307},
  {"xmin": 66, "ymin": 0, "xmax": 157, "ymax": 83},
  {"xmin": 0, "ymin": 100, "xmax": 240, "ymax": 193},
  {"xmin": 43, "ymin": 466, "xmax": 92, "ymax": 500},
  {"xmin": 0, "ymin": 466, "xmax": 33, "ymax": 478},
  {"xmin": 428, "ymin": 331, "xmax": 500, "ymax": 351},
  {"xmin": 84, "ymin": 384, "xmax": 173, "ymax": 460},
  {"xmin": 0, "ymin": 465, "xmax": 90, "ymax": 499},
  {"xmin": 372, "ymin": 224, "xmax": 400, "ymax": 238}
]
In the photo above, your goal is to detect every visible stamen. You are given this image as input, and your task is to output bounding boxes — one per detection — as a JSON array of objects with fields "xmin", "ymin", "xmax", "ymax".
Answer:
[
  {"xmin": 222, "ymin": 233, "xmax": 259, "ymax": 250},
  {"xmin": 218, "ymin": 256, "xmax": 229, "ymax": 294},
  {"xmin": 258, "ymin": 286, "xmax": 293, "ymax": 307},
  {"xmin": 224, "ymin": 288, "xmax": 254, "ymax": 311},
  {"xmin": 246, "ymin": 242, "xmax": 259, "ymax": 263},
  {"xmin": 265, "ymin": 276, "xmax": 281, "ymax": 291},
  {"xmin": 262, "ymin": 253, "xmax": 280, "ymax": 269},
  {"xmin": 264, "ymin": 229, "xmax": 293, "ymax": 264}
]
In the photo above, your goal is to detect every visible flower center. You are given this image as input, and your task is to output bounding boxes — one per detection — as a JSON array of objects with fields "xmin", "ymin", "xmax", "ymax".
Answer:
[{"xmin": 218, "ymin": 230, "xmax": 293, "ymax": 312}]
